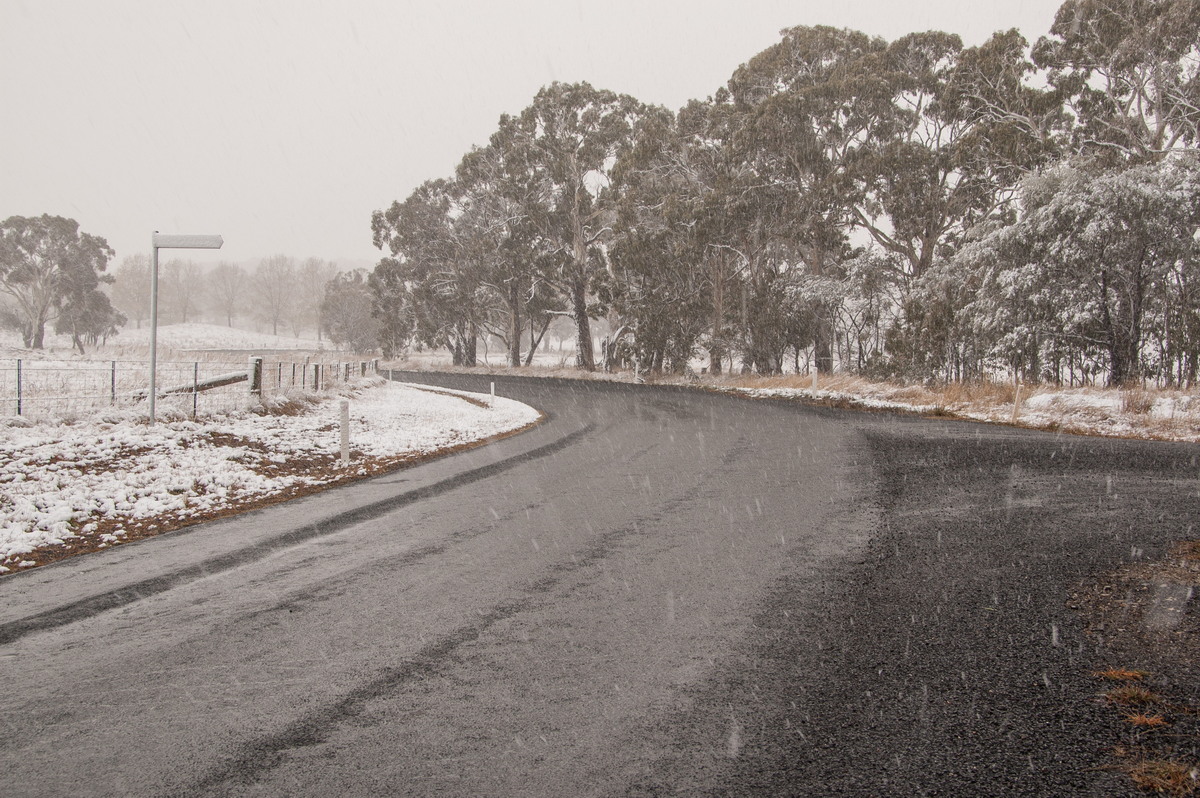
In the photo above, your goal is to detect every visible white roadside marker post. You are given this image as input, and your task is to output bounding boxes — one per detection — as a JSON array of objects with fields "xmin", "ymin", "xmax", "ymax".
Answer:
[
  {"xmin": 490, "ymin": 381, "xmax": 495, "ymax": 407},
  {"xmin": 812, "ymin": 365, "xmax": 818, "ymax": 391},
  {"xmin": 340, "ymin": 399, "xmax": 350, "ymax": 466}
]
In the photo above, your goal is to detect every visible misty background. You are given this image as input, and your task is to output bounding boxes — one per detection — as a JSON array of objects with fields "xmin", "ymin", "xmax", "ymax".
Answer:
[{"xmin": 2, "ymin": 0, "xmax": 1062, "ymax": 268}]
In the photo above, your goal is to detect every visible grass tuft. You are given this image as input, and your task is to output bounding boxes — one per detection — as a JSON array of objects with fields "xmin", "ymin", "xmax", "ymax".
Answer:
[
  {"xmin": 1122, "ymin": 388, "xmax": 1155, "ymax": 415},
  {"xmin": 1095, "ymin": 668, "xmax": 1152, "ymax": 682},
  {"xmin": 1106, "ymin": 685, "xmax": 1164, "ymax": 707},
  {"xmin": 1128, "ymin": 759, "xmax": 1198, "ymax": 796},
  {"xmin": 1124, "ymin": 713, "xmax": 1171, "ymax": 729}
]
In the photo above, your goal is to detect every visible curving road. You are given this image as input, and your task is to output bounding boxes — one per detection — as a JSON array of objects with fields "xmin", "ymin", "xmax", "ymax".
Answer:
[{"xmin": 2, "ymin": 373, "xmax": 1197, "ymax": 796}]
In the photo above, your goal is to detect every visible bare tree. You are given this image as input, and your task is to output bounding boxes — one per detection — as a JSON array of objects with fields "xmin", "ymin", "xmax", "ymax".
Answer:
[
  {"xmin": 297, "ymin": 257, "xmax": 338, "ymax": 338},
  {"xmin": 110, "ymin": 253, "xmax": 151, "ymax": 329},
  {"xmin": 160, "ymin": 259, "xmax": 204, "ymax": 324},
  {"xmin": 252, "ymin": 255, "xmax": 297, "ymax": 336},
  {"xmin": 207, "ymin": 261, "xmax": 246, "ymax": 327}
]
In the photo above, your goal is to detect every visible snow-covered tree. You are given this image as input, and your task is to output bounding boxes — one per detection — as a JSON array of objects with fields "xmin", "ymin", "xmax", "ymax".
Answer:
[{"xmin": 954, "ymin": 156, "xmax": 1200, "ymax": 384}]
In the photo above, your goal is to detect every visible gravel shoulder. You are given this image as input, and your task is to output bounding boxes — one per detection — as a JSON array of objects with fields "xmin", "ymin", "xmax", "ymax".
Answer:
[{"xmin": 626, "ymin": 410, "xmax": 1200, "ymax": 796}]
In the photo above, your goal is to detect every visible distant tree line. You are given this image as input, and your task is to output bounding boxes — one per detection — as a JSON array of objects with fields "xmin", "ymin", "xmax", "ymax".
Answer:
[
  {"xmin": 1, "ymin": 232, "xmax": 376, "ymax": 353},
  {"xmin": 369, "ymin": 0, "xmax": 1200, "ymax": 386},
  {"xmin": 108, "ymin": 255, "xmax": 346, "ymax": 343}
]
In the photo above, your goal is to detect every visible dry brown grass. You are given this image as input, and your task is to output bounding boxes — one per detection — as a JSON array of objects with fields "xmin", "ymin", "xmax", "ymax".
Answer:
[
  {"xmin": 1095, "ymin": 668, "xmax": 1152, "ymax": 682},
  {"xmin": 1123, "ymin": 388, "xmax": 1156, "ymax": 415},
  {"xmin": 1173, "ymin": 541, "xmax": 1200, "ymax": 567},
  {"xmin": 1128, "ymin": 759, "xmax": 1199, "ymax": 796},
  {"xmin": 1125, "ymin": 713, "xmax": 1172, "ymax": 729},
  {"xmin": 1106, "ymin": 685, "xmax": 1164, "ymax": 707}
]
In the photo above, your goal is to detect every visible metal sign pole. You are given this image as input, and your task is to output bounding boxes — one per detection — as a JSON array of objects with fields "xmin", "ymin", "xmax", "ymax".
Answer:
[
  {"xmin": 147, "ymin": 233, "xmax": 223, "ymax": 424},
  {"xmin": 149, "ymin": 233, "xmax": 160, "ymax": 423}
]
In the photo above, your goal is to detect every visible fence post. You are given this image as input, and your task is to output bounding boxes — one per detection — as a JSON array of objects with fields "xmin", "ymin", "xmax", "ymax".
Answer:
[
  {"xmin": 360, "ymin": 361, "xmax": 366, "ymax": 377},
  {"xmin": 312, "ymin": 363, "xmax": 320, "ymax": 391},
  {"xmin": 16, "ymin": 359, "xmax": 22, "ymax": 416},
  {"xmin": 249, "ymin": 357, "xmax": 263, "ymax": 400},
  {"xmin": 291, "ymin": 362, "xmax": 297, "ymax": 389},
  {"xmin": 111, "ymin": 361, "xmax": 117, "ymax": 405},
  {"xmin": 192, "ymin": 362, "xmax": 199, "ymax": 419},
  {"xmin": 277, "ymin": 361, "xmax": 282, "ymax": 390}
]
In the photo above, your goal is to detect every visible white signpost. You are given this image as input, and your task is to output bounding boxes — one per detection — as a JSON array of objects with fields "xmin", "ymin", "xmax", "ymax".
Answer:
[{"xmin": 149, "ymin": 232, "xmax": 223, "ymax": 424}]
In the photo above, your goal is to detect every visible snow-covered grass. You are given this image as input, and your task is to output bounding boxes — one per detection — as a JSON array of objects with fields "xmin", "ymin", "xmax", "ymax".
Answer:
[
  {"xmin": 108, "ymin": 322, "xmax": 330, "ymax": 353},
  {"xmin": 710, "ymin": 373, "xmax": 1200, "ymax": 442},
  {"xmin": 389, "ymin": 353, "xmax": 1200, "ymax": 443},
  {"xmin": 0, "ymin": 378, "xmax": 541, "ymax": 572},
  {"xmin": 0, "ymin": 322, "xmax": 331, "ymax": 361}
]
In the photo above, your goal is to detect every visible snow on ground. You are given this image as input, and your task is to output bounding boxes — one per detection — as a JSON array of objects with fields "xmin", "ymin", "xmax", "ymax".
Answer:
[
  {"xmin": 112, "ymin": 322, "xmax": 328, "ymax": 352},
  {"xmin": 0, "ymin": 323, "xmax": 329, "ymax": 360},
  {"xmin": 0, "ymin": 378, "xmax": 541, "ymax": 571},
  {"xmin": 713, "ymin": 379, "xmax": 1200, "ymax": 443}
]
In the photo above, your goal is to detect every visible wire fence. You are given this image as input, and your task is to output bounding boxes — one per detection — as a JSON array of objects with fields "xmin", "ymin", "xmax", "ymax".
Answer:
[{"xmin": 0, "ymin": 356, "xmax": 379, "ymax": 420}]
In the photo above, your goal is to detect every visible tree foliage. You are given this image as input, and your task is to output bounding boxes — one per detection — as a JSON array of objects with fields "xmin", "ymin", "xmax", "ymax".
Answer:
[
  {"xmin": 0, "ymin": 214, "xmax": 117, "ymax": 350},
  {"xmin": 368, "ymin": 2, "xmax": 1200, "ymax": 386},
  {"xmin": 320, "ymin": 270, "xmax": 379, "ymax": 352}
]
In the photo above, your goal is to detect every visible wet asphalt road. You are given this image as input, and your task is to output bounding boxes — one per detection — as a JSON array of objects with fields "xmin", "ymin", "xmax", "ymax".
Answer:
[{"xmin": 2, "ymin": 373, "xmax": 1198, "ymax": 796}]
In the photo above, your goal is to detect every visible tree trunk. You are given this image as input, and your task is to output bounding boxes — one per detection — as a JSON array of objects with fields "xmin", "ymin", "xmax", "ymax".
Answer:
[
  {"xmin": 463, "ymin": 322, "xmax": 478, "ymax": 367},
  {"xmin": 709, "ymin": 256, "xmax": 725, "ymax": 375},
  {"xmin": 572, "ymin": 275, "xmax": 594, "ymax": 371},
  {"xmin": 508, "ymin": 284, "xmax": 522, "ymax": 367},
  {"xmin": 525, "ymin": 317, "xmax": 550, "ymax": 367},
  {"xmin": 569, "ymin": 175, "xmax": 596, "ymax": 372}
]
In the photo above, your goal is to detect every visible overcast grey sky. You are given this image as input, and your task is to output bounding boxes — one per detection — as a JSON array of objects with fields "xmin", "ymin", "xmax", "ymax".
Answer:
[{"xmin": 2, "ymin": 0, "xmax": 1065, "ymax": 269}]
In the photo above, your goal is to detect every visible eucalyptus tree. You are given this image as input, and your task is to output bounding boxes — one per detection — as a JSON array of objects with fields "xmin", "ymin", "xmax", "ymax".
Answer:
[
  {"xmin": 725, "ymin": 26, "xmax": 892, "ymax": 372},
  {"xmin": 372, "ymin": 177, "xmax": 489, "ymax": 364},
  {"xmin": 606, "ymin": 101, "xmax": 744, "ymax": 373},
  {"xmin": 497, "ymin": 81, "xmax": 648, "ymax": 371},
  {"xmin": 54, "ymin": 275, "xmax": 124, "ymax": 353},
  {"xmin": 1033, "ymin": 0, "xmax": 1200, "ymax": 163},
  {"xmin": 366, "ymin": 258, "xmax": 413, "ymax": 359},
  {"xmin": 456, "ymin": 130, "xmax": 561, "ymax": 368},
  {"xmin": 854, "ymin": 31, "xmax": 1062, "ymax": 284},
  {"xmin": 320, "ymin": 270, "xmax": 379, "ymax": 352},
  {"xmin": 953, "ymin": 156, "xmax": 1200, "ymax": 385},
  {"xmin": 0, "ymin": 214, "xmax": 115, "ymax": 349}
]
